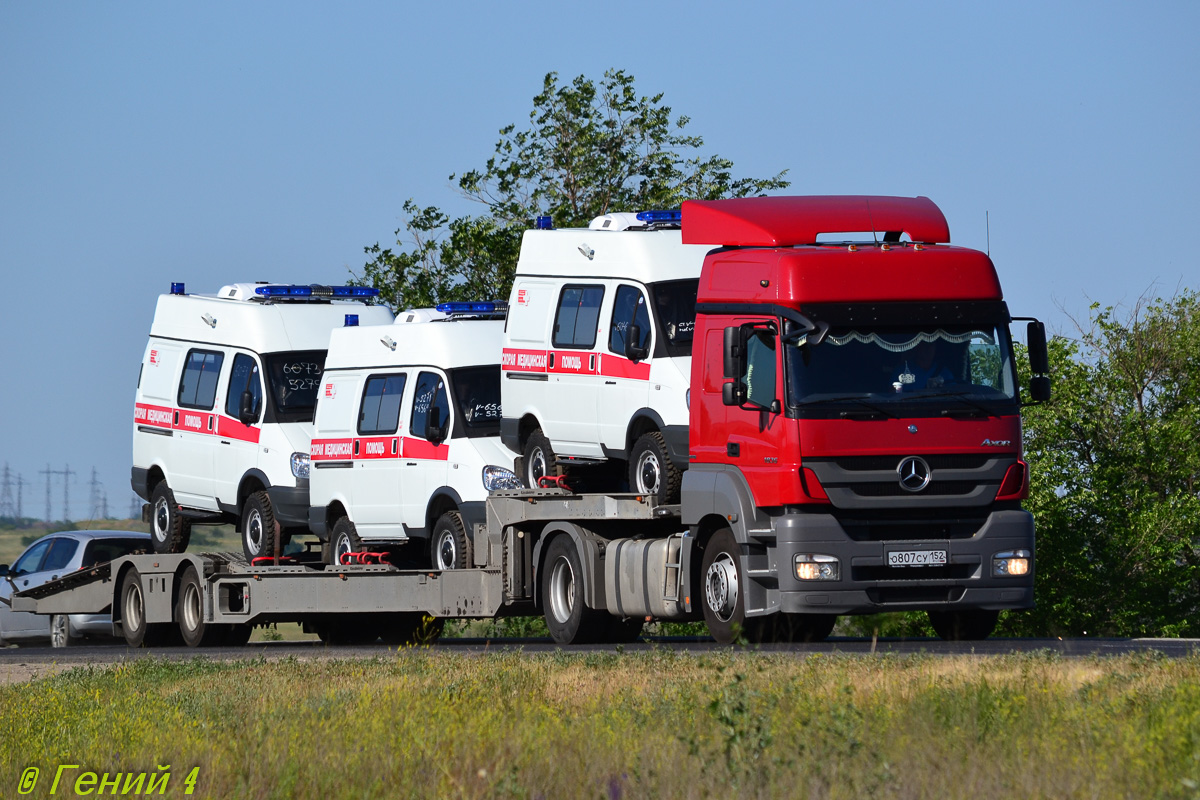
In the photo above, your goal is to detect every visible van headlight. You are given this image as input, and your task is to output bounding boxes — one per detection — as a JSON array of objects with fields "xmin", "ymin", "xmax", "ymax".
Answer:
[
  {"xmin": 482, "ymin": 465, "xmax": 523, "ymax": 491},
  {"xmin": 291, "ymin": 452, "xmax": 311, "ymax": 480}
]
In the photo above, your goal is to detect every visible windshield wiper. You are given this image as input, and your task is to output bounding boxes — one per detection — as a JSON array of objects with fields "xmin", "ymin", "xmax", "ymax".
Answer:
[
  {"xmin": 930, "ymin": 391, "xmax": 996, "ymax": 419},
  {"xmin": 798, "ymin": 395, "xmax": 900, "ymax": 419}
]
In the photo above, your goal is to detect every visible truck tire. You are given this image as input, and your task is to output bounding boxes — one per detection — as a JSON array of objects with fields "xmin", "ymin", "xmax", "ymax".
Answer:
[
  {"xmin": 50, "ymin": 614, "xmax": 80, "ymax": 648},
  {"xmin": 381, "ymin": 613, "xmax": 445, "ymax": 646},
  {"xmin": 120, "ymin": 568, "xmax": 172, "ymax": 648},
  {"xmin": 700, "ymin": 528, "xmax": 747, "ymax": 645},
  {"xmin": 523, "ymin": 428, "xmax": 561, "ymax": 489},
  {"xmin": 431, "ymin": 511, "xmax": 472, "ymax": 570},
  {"xmin": 744, "ymin": 613, "xmax": 836, "ymax": 643},
  {"xmin": 150, "ymin": 482, "xmax": 191, "ymax": 554},
  {"xmin": 219, "ymin": 624, "xmax": 253, "ymax": 647},
  {"xmin": 629, "ymin": 431, "xmax": 682, "ymax": 504},
  {"xmin": 328, "ymin": 517, "xmax": 362, "ymax": 567},
  {"xmin": 927, "ymin": 609, "xmax": 999, "ymax": 641},
  {"xmin": 541, "ymin": 535, "xmax": 605, "ymax": 644},
  {"xmin": 312, "ymin": 615, "xmax": 379, "ymax": 645},
  {"xmin": 241, "ymin": 491, "xmax": 279, "ymax": 563},
  {"xmin": 603, "ymin": 616, "xmax": 645, "ymax": 644},
  {"xmin": 175, "ymin": 566, "xmax": 227, "ymax": 647}
]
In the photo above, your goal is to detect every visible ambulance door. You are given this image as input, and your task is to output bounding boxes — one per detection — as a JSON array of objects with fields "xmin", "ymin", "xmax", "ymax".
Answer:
[
  {"xmin": 215, "ymin": 352, "xmax": 264, "ymax": 510},
  {"xmin": 134, "ymin": 341, "xmax": 183, "ymax": 480},
  {"xmin": 172, "ymin": 348, "xmax": 225, "ymax": 508},
  {"xmin": 402, "ymin": 370, "xmax": 452, "ymax": 535},
  {"xmin": 310, "ymin": 372, "xmax": 361, "ymax": 524},
  {"xmin": 544, "ymin": 284, "xmax": 602, "ymax": 456},
  {"xmin": 599, "ymin": 283, "xmax": 653, "ymax": 454},
  {"xmin": 351, "ymin": 372, "xmax": 407, "ymax": 540}
]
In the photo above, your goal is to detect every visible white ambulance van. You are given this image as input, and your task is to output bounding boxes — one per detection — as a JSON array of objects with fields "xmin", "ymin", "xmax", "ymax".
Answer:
[
  {"xmin": 308, "ymin": 303, "xmax": 521, "ymax": 569},
  {"xmin": 501, "ymin": 211, "xmax": 707, "ymax": 502},
  {"xmin": 132, "ymin": 283, "xmax": 394, "ymax": 560}
]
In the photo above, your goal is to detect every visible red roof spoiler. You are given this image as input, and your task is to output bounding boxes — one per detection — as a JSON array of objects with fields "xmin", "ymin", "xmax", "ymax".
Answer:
[{"xmin": 680, "ymin": 195, "xmax": 950, "ymax": 246}]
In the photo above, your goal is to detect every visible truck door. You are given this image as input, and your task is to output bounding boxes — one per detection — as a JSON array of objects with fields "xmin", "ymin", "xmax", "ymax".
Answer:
[
  {"xmin": 545, "ymin": 284, "xmax": 603, "ymax": 456},
  {"xmin": 351, "ymin": 372, "xmax": 407, "ymax": 540},
  {"xmin": 402, "ymin": 370, "xmax": 452, "ymax": 535},
  {"xmin": 599, "ymin": 283, "xmax": 653, "ymax": 454},
  {"xmin": 215, "ymin": 352, "xmax": 263, "ymax": 509},
  {"xmin": 172, "ymin": 348, "xmax": 225, "ymax": 508},
  {"xmin": 722, "ymin": 321, "xmax": 786, "ymax": 498}
]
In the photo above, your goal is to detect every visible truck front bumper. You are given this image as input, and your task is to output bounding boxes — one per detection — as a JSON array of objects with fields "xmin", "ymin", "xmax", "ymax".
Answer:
[{"xmin": 759, "ymin": 508, "xmax": 1035, "ymax": 616}]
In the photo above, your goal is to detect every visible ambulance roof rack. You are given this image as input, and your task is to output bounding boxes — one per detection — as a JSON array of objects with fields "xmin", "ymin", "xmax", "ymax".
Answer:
[{"xmin": 434, "ymin": 301, "xmax": 508, "ymax": 320}]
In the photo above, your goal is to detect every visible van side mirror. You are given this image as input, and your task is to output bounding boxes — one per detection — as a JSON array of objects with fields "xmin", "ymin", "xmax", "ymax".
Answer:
[
  {"xmin": 425, "ymin": 415, "xmax": 449, "ymax": 445},
  {"xmin": 238, "ymin": 390, "xmax": 258, "ymax": 425},
  {"xmin": 624, "ymin": 324, "xmax": 649, "ymax": 361}
]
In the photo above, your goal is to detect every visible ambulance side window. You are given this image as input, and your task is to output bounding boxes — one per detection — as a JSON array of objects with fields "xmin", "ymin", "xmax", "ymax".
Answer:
[
  {"xmin": 178, "ymin": 349, "xmax": 225, "ymax": 410},
  {"xmin": 410, "ymin": 371, "xmax": 450, "ymax": 441},
  {"xmin": 552, "ymin": 285, "xmax": 604, "ymax": 349},
  {"xmin": 608, "ymin": 285, "xmax": 651, "ymax": 355},
  {"xmin": 359, "ymin": 373, "xmax": 407, "ymax": 435},
  {"xmin": 225, "ymin": 354, "xmax": 263, "ymax": 420}
]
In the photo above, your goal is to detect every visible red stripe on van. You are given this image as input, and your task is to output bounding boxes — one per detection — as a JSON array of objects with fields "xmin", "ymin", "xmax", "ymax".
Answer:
[
  {"xmin": 217, "ymin": 415, "xmax": 261, "ymax": 444},
  {"xmin": 501, "ymin": 347, "xmax": 549, "ymax": 373},
  {"xmin": 311, "ymin": 438, "xmax": 354, "ymax": 461},
  {"xmin": 599, "ymin": 354, "xmax": 651, "ymax": 381},
  {"xmin": 134, "ymin": 402, "xmax": 174, "ymax": 429},
  {"xmin": 401, "ymin": 437, "xmax": 450, "ymax": 461},
  {"xmin": 548, "ymin": 351, "xmax": 598, "ymax": 375},
  {"xmin": 356, "ymin": 437, "xmax": 400, "ymax": 460}
]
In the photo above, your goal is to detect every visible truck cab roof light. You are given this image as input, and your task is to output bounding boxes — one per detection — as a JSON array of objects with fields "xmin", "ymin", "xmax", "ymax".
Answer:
[
  {"xmin": 170, "ymin": 282, "xmax": 186, "ymax": 295},
  {"xmin": 253, "ymin": 285, "xmax": 381, "ymax": 299},
  {"xmin": 636, "ymin": 210, "xmax": 682, "ymax": 224}
]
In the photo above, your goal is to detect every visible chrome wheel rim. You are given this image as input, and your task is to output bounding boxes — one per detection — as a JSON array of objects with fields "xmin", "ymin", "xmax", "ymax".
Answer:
[
  {"xmin": 435, "ymin": 532, "xmax": 457, "ymax": 570},
  {"xmin": 125, "ymin": 582, "xmax": 144, "ymax": 634},
  {"xmin": 245, "ymin": 508, "xmax": 263, "ymax": 557},
  {"xmin": 334, "ymin": 533, "xmax": 352, "ymax": 566},
  {"xmin": 636, "ymin": 450, "xmax": 661, "ymax": 495},
  {"xmin": 153, "ymin": 497, "xmax": 170, "ymax": 542},
  {"xmin": 548, "ymin": 556, "xmax": 575, "ymax": 624},
  {"xmin": 181, "ymin": 582, "xmax": 202, "ymax": 634},
  {"xmin": 51, "ymin": 615, "xmax": 69, "ymax": 647},
  {"xmin": 529, "ymin": 446, "xmax": 548, "ymax": 487},
  {"xmin": 706, "ymin": 553, "xmax": 739, "ymax": 623}
]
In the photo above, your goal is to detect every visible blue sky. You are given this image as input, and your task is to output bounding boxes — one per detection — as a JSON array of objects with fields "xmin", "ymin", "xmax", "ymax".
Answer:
[{"xmin": 1, "ymin": 2, "xmax": 1196, "ymax": 521}]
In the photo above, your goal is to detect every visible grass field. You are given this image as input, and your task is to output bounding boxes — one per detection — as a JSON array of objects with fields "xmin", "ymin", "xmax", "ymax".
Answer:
[{"xmin": 1, "ymin": 651, "xmax": 1198, "ymax": 799}]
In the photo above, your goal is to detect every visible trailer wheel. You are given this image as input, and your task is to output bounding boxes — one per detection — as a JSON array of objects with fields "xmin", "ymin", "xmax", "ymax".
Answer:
[
  {"xmin": 150, "ymin": 482, "xmax": 191, "ymax": 554},
  {"xmin": 927, "ymin": 609, "xmax": 999, "ymax": 641},
  {"xmin": 629, "ymin": 431, "xmax": 682, "ymax": 504},
  {"xmin": 175, "ymin": 566, "xmax": 229, "ymax": 647},
  {"xmin": 381, "ymin": 613, "xmax": 445, "ymax": 646},
  {"xmin": 328, "ymin": 517, "xmax": 362, "ymax": 566},
  {"xmin": 431, "ymin": 511, "xmax": 472, "ymax": 570},
  {"xmin": 241, "ymin": 491, "xmax": 279, "ymax": 563},
  {"xmin": 50, "ymin": 614, "xmax": 80, "ymax": 648},
  {"xmin": 700, "ymin": 528, "xmax": 746, "ymax": 645},
  {"xmin": 120, "ymin": 568, "xmax": 171, "ymax": 648},
  {"xmin": 523, "ymin": 428, "xmax": 561, "ymax": 489},
  {"xmin": 541, "ymin": 536, "xmax": 604, "ymax": 644}
]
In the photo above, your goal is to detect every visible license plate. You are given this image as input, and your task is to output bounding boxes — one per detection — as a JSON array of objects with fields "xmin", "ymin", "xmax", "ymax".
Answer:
[{"xmin": 887, "ymin": 549, "xmax": 947, "ymax": 567}]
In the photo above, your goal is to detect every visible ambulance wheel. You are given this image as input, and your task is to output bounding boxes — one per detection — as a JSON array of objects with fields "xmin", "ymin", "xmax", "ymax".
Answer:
[
  {"xmin": 629, "ymin": 431, "xmax": 682, "ymax": 504},
  {"xmin": 241, "ymin": 491, "xmax": 279, "ymax": 563},
  {"xmin": 381, "ymin": 613, "xmax": 445, "ymax": 646},
  {"xmin": 150, "ymin": 482, "xmax": 191, "ymax": 554},
  {"xmin": 175, "ymin": 566, "xmax": 225, "ymax": 647},
  {"xmin": 523, "ymin": 429, "xmax": 561, "ymax": 488},
  {"xmin": 700, "ymin": 528, "xmax": 747, "ymax": 645},
  {"xmin": 431, "ymin": 511, "xmax": 472, "ymax": 570},
  {"xmin": 120, "ymin": 568, "xmax": 172, "ymax": 647},
  {"xmin": 927, "ymin": 609, "xmax": 999, "ymax": 641},
  {"xmin": 541, "ymin": 535, "xmax": 605, "ymax": 644},
  {"xmin": 328, "ymin": 517, "xmax": 362, "ymax": 567}
]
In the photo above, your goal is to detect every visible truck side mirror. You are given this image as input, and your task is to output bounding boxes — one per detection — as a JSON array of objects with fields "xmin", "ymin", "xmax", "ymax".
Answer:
[
  {"xmin": 1029, "ymin": 375, "xmax": 1052, "ymax": 402},
  {"xmin": 722, "ymin": 326, "xmax": 740, "ymax": 379},
  {"xmin": 1027, "ymin": 321, "xmax": 1049, "ymax": 375},
  {"xmin": 238, "ymin": 390, "xmax": 258, "ymax": 425},
  {"xmin": 624, "ymin": 324, "xmax": 649, "ymax": 361}
]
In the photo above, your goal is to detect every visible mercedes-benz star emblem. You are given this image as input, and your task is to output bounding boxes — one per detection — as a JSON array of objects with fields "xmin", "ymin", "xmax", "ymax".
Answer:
[{"xmin": 897, "ymin": 456, "xmax": 932, "ymax": 492}]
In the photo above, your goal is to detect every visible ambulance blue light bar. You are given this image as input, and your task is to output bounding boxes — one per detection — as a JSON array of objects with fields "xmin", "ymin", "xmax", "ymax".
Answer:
[
  {"xmin": 345, "ymin": 314, "xmax": 359, "ymax": 327},
  {"xmin": 636, "ymin": 210, "xmax": 682, "ymax": 224},
  {"xmin": 435, "ymin": 301, "xmax": 509, "ymax": 315},
  {"xmin": 170, "ymin": 282, "xmax": 186, "ymax": 295},
  {"xmin": 536, "ymin": 216, "xmax": 553, "ymax": 229},
  {"xmin": 254, "ymin": 285, "xmax": 381, "ymax": 298}
]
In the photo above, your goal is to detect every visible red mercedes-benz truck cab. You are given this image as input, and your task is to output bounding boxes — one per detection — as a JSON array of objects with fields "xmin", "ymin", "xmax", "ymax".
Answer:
[{"xmin": 681, "ymin": 196, "xmax": 1050, "ymax": 643}]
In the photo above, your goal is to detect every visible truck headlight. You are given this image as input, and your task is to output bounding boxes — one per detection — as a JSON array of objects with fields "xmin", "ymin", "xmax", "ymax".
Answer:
[
  {"xmin": 482, "ymin": 465, "xmax": 523, "ymax": 491},
  {"xmin": 992, "ymin": 550, "xmax": 1031, "ymax": 576},
  {"xmin": 795, "ymin": 553, "xmax": 840, "ymax": 581},
  {"xmin": 291, "ymin": 452, "xmax": 311, "ymax": 480}
]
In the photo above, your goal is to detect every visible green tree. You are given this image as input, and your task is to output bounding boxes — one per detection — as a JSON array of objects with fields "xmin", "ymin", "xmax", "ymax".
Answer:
[
  {"xmin": 358, "ymin": 69, "xmax": 790, "ymax": 310},
  {"xmin": 1001, "ymin": 290, "xmax": 1200, "ymax": 637}
]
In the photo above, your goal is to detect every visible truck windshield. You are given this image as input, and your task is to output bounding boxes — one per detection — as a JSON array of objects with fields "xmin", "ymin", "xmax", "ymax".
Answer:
[
  {"xmin": 648, "ymin": 279, "xmax": 698, "ymax": 358},
  {"xmin": 263, "ymin": 350, "xmax": 327, "ymax": 422},
  {"xmin": 449, "ymin": 365, "xmax": 502, "ymax": 438},
  {"xmin": 785, "ymin": 324, "xmax": 1018, "ymax": 416}
]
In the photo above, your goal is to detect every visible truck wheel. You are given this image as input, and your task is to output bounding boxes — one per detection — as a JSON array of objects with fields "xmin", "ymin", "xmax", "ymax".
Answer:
[
  {"xmin": 701, "ymin": 528, "xmax": 746, "ymax": 645},
  {"xmin": 541, "ymin": 536, "xmax": 604, "ymax": 644},
  {"xmin": 629, "ymin": 431, "xmax": 682, "ymax": 504},
  {"xmin": 120, "ymin": 568, "xmax": 171, "ymax": 647},
  {"xmin": 312, "ymin": 615, "xmax": 379, "ymax": 645},
  {"xmin": 328, "ymin": 517, "xmax": 362, "ymax": 566},
  {"xmin": 927, "ymin": 609, "xmax": 999, "ymax": 641},
  {"xmin": 604, "ymin": 616, "xmax": 644, "ymax": 644},
  {"xmin": 431, "ymin": 511, "xmax": 472, "ymax": 570},
  {"xmin": 50, "ymin": 614, "xmax": 79, "ymax": 648},
  {"xmin": 523, "ymin": 429, "xmax": 561, "ymax": 488},
  {"xmin": 150, "ymin": 482, "xmax": 191, "ymax": 554},
  {"xmin": 219, "ymin": 625, "xmax": 253, "ymax": 647},
  {"xmin": 175, "ymin": 566, "xmax": 227, "ymax": 647},
  {"xmin": 381, "ymin": 613, "xmax": 445, "ymax": 646},
  {"xmin": 747, "ymin": 613, "xmax": 836, "ymax": 643},
  {"xmin": 241, "ymin": 491, "xmax": 278, "ymax": 563}
]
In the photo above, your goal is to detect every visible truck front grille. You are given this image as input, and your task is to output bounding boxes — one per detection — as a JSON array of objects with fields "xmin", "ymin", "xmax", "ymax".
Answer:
[{"xmin": 834, "ymin": 509, "xmax": 988, "ymax": 541}]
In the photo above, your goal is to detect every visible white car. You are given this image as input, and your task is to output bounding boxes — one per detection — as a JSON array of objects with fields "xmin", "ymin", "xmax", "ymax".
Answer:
[{"xmin": 0, "ymin": 530, "xmax": 152, "ymax": 647}]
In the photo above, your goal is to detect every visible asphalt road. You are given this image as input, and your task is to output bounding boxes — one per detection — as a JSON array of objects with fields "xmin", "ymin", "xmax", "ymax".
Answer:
[{"xmin": 2, "ymin": 636, "xmax": 1198, "ymax": 668}]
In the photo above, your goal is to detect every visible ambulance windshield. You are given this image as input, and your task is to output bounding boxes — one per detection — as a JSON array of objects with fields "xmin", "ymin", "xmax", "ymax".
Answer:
[
  {"xmin": 649, "ymin": 278, "xmax": 698, "ymax": 358},
  {"xmin": 450, "ymin": 365, "xmax": 502, "ymax": 438},
  {"xmin": 264, "ymin": 350, "xmax": 326, "ymax": 421}
]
